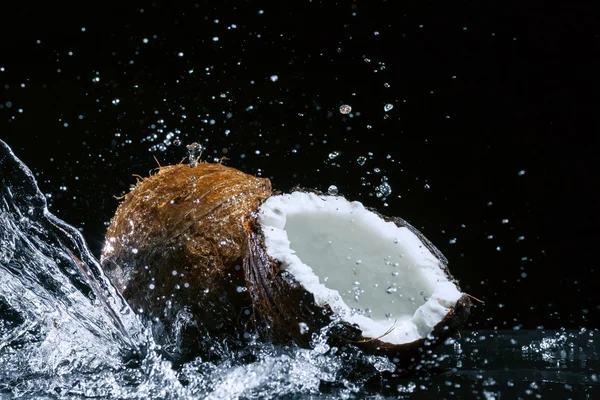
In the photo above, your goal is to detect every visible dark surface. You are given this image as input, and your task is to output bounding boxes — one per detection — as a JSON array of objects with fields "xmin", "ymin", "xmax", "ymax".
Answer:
[
  {"xmin": 0, "ymin": 1, "xmax": 598, "ymax": 333},
  {"xmin": 360, "ymin": 329, "xmax": 600, "ymax": 398}
]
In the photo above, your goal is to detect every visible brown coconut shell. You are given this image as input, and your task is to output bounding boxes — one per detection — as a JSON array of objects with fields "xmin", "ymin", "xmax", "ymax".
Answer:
[
  {"xmin": 244, "ymin": 215, "xmax": 471, "ymax": 369},
  {"xmin": 101, "ymin": 162, "xmax": 470, "ymax": 365},
  {"xmin": 101, "ymin": 162, "xmax": 271, "ymax": 358}
]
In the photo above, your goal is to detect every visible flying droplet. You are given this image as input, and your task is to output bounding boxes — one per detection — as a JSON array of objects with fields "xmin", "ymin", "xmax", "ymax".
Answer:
[
  {"xmin": 298, "ymin": 322, "xmax": 310, "ymax": 334},
  {"xmin": 187, "ymin": 142, "xmax": 203, "ymax": 168},
  {"xmin": 328, "ymin": 151, "xmax": 341, "ymax": 160},
  {"xmin": 328, "ymin": 185, "xmax": 339, "ymax": 195},
  {"xmin": 356, "ymin": 156, "xmax": 367, "ymax": 166},
  {"xmin": 384, "ymin": 103, "xmax": 393, "ymax": 112},
  {"xmin": 375, "ymin": 182, "xmax": 392, "ymax": 198},
  {"xmin": 339, "ymin": 104, "xmax": 352, "ymax": 114}
]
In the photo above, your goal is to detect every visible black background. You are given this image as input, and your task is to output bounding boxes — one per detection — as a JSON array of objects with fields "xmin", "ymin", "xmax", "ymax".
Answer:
[{"xmin": 0, "ymin": 1, "xmax": 598, "ymax": 331}]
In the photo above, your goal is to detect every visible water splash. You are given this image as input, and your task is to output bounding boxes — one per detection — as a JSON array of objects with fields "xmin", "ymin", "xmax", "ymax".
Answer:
[
  {"xmin": 0, "ymin": 140, "xmax": 387, "ymax": 398},
  {"xmin": 0, "ymin": 140, "xmax": 597, "ymax": 399},
  {"xmin": 0, "ymin": 139, "xmax": 147, "ymax": 395}
]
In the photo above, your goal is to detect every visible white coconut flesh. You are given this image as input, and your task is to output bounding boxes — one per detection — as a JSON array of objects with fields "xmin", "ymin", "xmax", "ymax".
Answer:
[{"xmin": 258, "ymin": 191, "xmax": 464, "ymax": 345}]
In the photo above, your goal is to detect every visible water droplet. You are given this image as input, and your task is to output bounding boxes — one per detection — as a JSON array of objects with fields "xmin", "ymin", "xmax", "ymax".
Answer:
[
  {"xmin": 357, "ymin": 156, "xmax": 367, "ymax": 166},
  {"xmin": 327, "ymin": 185, "xmax": 339, "ymax": 195},
  {"xmin": 384, "ymin": 103, "xmax": 393, "ymax": 112},
  {"xmin": 328, "ymin": 151, "xmax": 341, "ymax": 160},
  {"xmin": 424, "ymin": 183, "xmax": 431, "ymax": 189},
  {"xmin": 375, "ymin": 182, "xmax": 392, "ymax": 198},
  {"xmin": 187, "ymin": 142, "xmax": 203, "ymax": 168},
  {"xmin": 298, "ymin": 322, "xmax": 309, "ymax": 334},
  {"xmin": 339, "ymin": 104, "xmax": 352, "ymax": 114},
  {"xmin": 270, "ymin": 75, "xmax": 279, "ymax": 82},
  {"xmin": 173, "ymin": 139, "xmax": 181, "ymax": 146},
  {"xmin": 518, "ymin": 170, "xmax": 526, "ymax": 176}
]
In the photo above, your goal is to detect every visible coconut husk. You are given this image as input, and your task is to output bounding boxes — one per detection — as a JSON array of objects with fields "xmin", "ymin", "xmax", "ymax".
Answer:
[
  {"xmin": 102, "ymin": 162, "xmax": 471, "ymax": 365},
  {"xmin": 101, "ymin": 162, "xmax": 271, "ymax": 359}
]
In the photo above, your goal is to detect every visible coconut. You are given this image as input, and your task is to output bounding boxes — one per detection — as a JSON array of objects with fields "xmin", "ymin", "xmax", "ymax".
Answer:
[
  {"xmin": 101, "ymin": 162, "xmax": 272, "ymax": 359},
  {"xmin": 101, "ymin": 162, "xmax": 471, "ymax": 365}
]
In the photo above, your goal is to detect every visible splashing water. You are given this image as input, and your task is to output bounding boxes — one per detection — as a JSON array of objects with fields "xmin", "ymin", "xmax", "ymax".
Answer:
[
  {"xmin": 0, "ymin": 139, "xmax": 394, "ymax": 399},
  {"xmin": 0, "ymin": 140, "xmax": 146, "ymax": 395},
  {"xmin": 187, "ymin": 142, "xmax": 203, "ymax": 168},
  {"xmin": 0, "ymin": 139, "xmax": 598, "ymax": 399}
]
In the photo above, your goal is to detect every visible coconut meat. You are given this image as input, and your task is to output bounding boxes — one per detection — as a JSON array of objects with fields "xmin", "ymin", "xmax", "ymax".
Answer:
[{"xmin": 258, "ymin": 192, "xmax": 463, "ymax": 345}]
